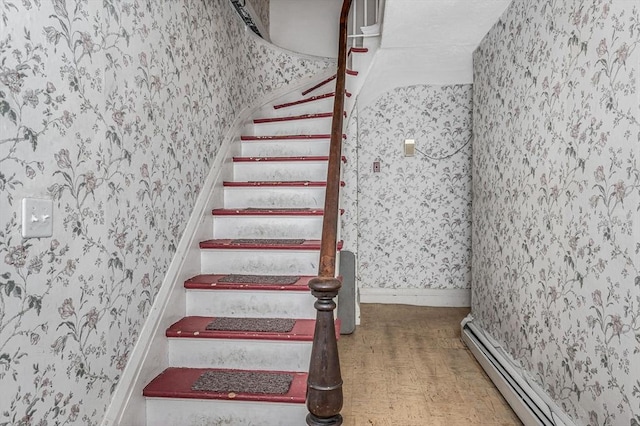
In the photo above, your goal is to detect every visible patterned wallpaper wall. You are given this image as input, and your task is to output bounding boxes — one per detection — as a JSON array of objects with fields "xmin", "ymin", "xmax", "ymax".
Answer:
[
  {"xmin": 342, "ymin": 85, "xmax": 473, "ymax": 291},
  {"xmin": 472, "ymin": 1, "xmax": 640, "ymax": 424},
  {"xmin": 0, "ymin": 0, "xmax": 330, "ymax": 424}
]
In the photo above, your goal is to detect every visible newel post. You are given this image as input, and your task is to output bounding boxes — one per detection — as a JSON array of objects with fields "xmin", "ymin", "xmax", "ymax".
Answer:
[{"xmin": 306, "ymin": 276, "xmax": 343, "ymax": 425}]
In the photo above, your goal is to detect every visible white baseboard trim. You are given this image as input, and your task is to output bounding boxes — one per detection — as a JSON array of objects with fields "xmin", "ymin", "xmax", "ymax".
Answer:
[
  {"xmin": 461, "ymin": 316, "xmax": 577, "ymax": 426},
  {"xmin": 359, "ymin": 287, "xmax": 470, "ymax": 307}
]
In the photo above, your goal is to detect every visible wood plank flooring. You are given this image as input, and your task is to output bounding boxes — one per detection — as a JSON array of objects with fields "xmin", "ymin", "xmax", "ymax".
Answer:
[{"xmin": 339, "ymin": 304, "xmax": 523, "ymax": 426}]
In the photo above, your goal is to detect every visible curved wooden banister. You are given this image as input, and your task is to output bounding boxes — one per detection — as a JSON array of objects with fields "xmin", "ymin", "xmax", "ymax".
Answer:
[{"xmin": 306, "ymin": 0, "xmax": 353, "ymax": 425}]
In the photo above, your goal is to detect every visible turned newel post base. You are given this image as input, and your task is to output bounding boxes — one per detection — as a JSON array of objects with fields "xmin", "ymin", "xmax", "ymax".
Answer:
[
  {"xmin": 306, "ymin": 413, "xmax": 343, "ymax": 426},
  {"xmin": 306, "ymin": 276, "xmax": 343, "ymax": 426}
]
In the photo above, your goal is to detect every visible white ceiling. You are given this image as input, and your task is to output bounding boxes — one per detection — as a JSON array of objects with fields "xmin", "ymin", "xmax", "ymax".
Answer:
[
  {"xmin": 381, "ymin": 0, "xmax": 512, "ymax": 49},
  {"xmin": 357, "ymin": 0, "xmax": 512, "ymax": 106}
]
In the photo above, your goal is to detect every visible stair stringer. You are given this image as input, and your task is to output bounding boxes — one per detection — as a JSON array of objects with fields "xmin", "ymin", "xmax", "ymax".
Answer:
[{"xmin": 100, "ymin": 68, "xmax": 337, "ymax": 426}]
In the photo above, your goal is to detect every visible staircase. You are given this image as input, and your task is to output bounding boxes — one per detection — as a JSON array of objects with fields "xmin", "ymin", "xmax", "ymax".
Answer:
[{"xmin": 140, "ymin": 51, "xmax": 366, "ymax": 425}]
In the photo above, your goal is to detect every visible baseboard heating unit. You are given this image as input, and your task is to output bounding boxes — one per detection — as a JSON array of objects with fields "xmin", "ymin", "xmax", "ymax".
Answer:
[{"xmin": 461, "ymin": 316, "xmax": 577, "ymax": 426}]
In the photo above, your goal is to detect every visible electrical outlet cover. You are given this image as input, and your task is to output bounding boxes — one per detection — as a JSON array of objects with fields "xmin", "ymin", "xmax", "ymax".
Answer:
[{"xmin": 22, "ymin": 198, "xmax": 53, "ymax": 238}]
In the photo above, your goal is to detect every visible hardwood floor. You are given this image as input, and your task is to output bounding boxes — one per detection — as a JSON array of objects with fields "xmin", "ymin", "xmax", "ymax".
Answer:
[{"xmin": 339, "ymin": 304, "xmax": 523, "ymax": 426}]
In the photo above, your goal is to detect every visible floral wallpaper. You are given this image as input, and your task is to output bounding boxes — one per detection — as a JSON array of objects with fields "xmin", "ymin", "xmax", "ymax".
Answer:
[
  {"xmin": 341, "ymin": 85, "xmax": 473, "ymax": 291},
  {"xmin": 0, "ymin": 0, "xmax": 331, "ymax": 424},
  {"xmin": 472, "ymin": 0, "xmax": 640, "ymax": 424}
]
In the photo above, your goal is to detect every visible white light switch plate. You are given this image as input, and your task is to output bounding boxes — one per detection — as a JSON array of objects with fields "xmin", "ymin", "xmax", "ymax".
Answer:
[{"xmin": 22, "ymin": 198, "xmax": 53, "ymax": 238}]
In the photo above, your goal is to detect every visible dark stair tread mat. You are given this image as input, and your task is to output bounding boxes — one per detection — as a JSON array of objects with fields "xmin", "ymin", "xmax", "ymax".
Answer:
[
  {"xmin": 191, "ymin": 370, "xmax": 294, "ymax": 395},
  {"xmin": 218, "ymin": 274, "xmax": 300, "ymax": 285},
  {"xmin": 244, "ymin": 207, "xmax": 311, "ymax": 211},
  {"xmin": 205, "ymin": 317, "xmax": 296, "ymax": 333},
  {"xmin": 230, "ymin": 238, "xmax": 305, "ymax": 245}
]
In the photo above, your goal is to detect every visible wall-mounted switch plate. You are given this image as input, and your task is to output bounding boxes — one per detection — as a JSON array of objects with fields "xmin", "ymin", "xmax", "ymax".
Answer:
[
  {"xmin": 22, "ymin": 198, "xmax": 53, "ymax": 238},
  {"xmin": 404, "ymin": 139, "xmax": 415, "ymax": 157},
  {"xmin": 373, "ymin": 161, "xmax": 380, "ymax": 173}
]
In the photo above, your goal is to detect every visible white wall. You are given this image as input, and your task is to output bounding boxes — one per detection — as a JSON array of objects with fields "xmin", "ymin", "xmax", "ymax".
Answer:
[
  {"xmin": 270, "ymin": 0, "xmax": 342, "ymax": 58},
  {"xmin": 359, "ymin": 0, "xmax": 512, "ymax": 105}
]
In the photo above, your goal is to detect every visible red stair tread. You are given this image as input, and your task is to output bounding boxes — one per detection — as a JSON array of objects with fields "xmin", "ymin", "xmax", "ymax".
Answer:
[
  {"xmin": 349, "ymin": 47, "xmax": 369, "ymax": 54},
  {"xmin": 301, "ymin": 70, "xmax": 357, "ymax": 96},
  {"xmin": 232, "ymin": 156, "xmax": 347, "ymax": 163},
  {"xmin": 274, "ymin": 92, "xmax": 335, "ymax": 109},
  {"xmin": 211, "ymin": 208, "xmax": 345, "ymax": 216},
  {"xmin": 233, "ymin": 155, "xmax": 328, "ymax": 162},
  {"xmin": 199, "ymin": 239, "xmax": 344, "ymax": 250},
  {"xmin": 254, "ymin": 112, "xmax": 333, "ymax": 124},
  {"xmin": 184, "ymin": 274, "xmax": 314, "ymax": 291},
  {"xmin": 302, "ymin": 75, "xmax": 336, "ymax": 96},
  {"xmin": 143, "ymin": 367, "xmax": 307, "ymax": 404},
  {"xmin": 240, "ymin": 134, "xmax": 346, "ymax": 141},
  {"xmin": 213, "ymin": 208, "xmax": 323, "ymax": 216},
  {"xmin": 166, "ymin": 316, "xmax": 316, "ymax": 341},
  {"xmin": 241, "ymin": 134, "xmax": 329, "ymax": 141},
  {"xmin": 223, "ymin": 181, "xmax": 346, "ymax": 187},
  {"xmin": 273, "ymin": 91, "xmax": 352, "ymax": 110}
]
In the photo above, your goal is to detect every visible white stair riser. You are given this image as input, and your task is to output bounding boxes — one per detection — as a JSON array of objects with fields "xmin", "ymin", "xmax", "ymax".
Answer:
[
  {"xmin": 145, "ymin": 398, "xmax": 306, "ymax": 426},
  {"xmin": 200, "ymin": 249, "xmax": 319, "ymax": 275},
  {"xmin": 252, "ymin": 116, "xmax": 332, "ymax": 136},
  {"xmin": 258, "ymin": 96, "xmax": 335, "ymax": 118},
  {"xmin": 213, "ymin": 216, "xmax": 323, "ymax": 239},
  {"xmin": 241, "ymin": 140, "xmax": 330, "ymax": 157},
  {"xmin": 167, "ymin": 339, "xmax": 312, "ymax": 371},
  {"xmin": 186, "ymin": 290, "xmax": 317, "ymax": 319},
  {"xmin": 224, "ymin": 187, "xmax": 327, "ymax": 208},
  {"xmin": 233, "ymin": 161, "xmax": 328, "ymax": 181}
]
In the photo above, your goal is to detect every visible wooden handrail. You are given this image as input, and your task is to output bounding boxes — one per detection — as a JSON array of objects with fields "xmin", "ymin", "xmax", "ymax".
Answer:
[{"xmin": 306, "ymin": 0, "xmax": 352, "ymax": 425}]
